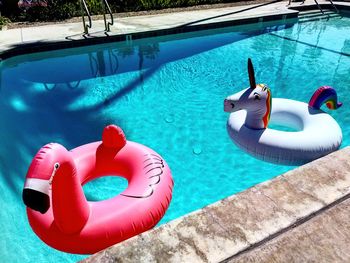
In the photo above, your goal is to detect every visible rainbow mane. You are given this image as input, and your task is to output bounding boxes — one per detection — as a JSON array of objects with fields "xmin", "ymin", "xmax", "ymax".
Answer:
[
  {"xmin": 261, "ymin": 85, "xmax": 272, "ymax": 128},
  {"xmin": 308, "ymin": 86, "xmax": 342, "ymax": 110}
]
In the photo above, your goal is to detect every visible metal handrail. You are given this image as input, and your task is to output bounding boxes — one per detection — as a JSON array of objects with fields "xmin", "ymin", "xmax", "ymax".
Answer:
[
  {"xmin": 314, "ymin": 0, "xmax": 325, "ymax": 14},
  {"xmin": 80, "ymin": 0, "xmax": 92, "ymax": 34},
  {"xmin": 328, "ymin": 0, "xmax": 339, "ymax": 13},
  {"xmin": 289, "ymin": 0, "xmax": 339, "ymax": 17},
  {"xmin": 101, "ymin": 0, "xmax": 114, "ymax": 32}
]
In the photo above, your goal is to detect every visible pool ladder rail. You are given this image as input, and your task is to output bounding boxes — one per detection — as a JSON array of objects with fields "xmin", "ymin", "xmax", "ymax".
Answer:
[
  {"xmin": 80, "ymin": 0, "xmax": 114, "ymax": 34},
  {"xmin": 101, "ymin": 0, "xmax": 114, "ymax": 32},
  {"xmin": 288, "ymin": 0, "xmax": 339, "ymax": 15},
  {"xmin": 80, "ymin": 0, "xmax": 92, "ymax": 34},
  {"xmin": 313, "ymin": 0, "xmax": 338, "ymax": 15}
]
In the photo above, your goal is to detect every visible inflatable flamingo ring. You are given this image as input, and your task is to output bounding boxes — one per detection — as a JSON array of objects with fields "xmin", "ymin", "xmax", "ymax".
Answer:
[
  {"xmin": 22, "ymin": 125, "xmax": 173, "ymax": 254},
  {"xmin": 224, "ymin": 59, "xmax": 342, "ymax": 166}
]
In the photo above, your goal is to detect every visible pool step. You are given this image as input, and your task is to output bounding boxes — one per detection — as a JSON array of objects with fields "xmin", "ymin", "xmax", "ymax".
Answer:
[{"xmin": 298, "ymin": 9, "xmax": 341, "ymax": 22}]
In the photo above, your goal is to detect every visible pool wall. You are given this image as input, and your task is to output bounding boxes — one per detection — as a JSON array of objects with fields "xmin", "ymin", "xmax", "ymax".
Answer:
[
  {"xmin": 2, "ymin": 2, "xmax": 350, "ymax": 61},
  {"xmin": 0, "ymin": 12, "xmax": 298, "ymax": 61},
  {"xmin": 83, "ymin": 147, "xmax": 350, "ymax": 263}
]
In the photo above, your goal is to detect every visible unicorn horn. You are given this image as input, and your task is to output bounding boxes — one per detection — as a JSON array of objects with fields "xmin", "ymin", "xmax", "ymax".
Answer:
[{"xmin": 248, "ymin": 58, "xmax": 256, "ymax": 89}]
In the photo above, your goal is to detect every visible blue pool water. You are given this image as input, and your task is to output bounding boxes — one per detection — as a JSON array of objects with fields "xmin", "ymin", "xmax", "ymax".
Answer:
[{"xmin": 1, "ymin": 14, "xmax": 350, "ymax": 262}]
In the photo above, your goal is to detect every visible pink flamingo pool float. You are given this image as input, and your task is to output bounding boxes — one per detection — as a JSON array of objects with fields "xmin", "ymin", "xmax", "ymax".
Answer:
[{"xmin": 23, "ymin": 125, "xmax": 173, "ymax": 254}]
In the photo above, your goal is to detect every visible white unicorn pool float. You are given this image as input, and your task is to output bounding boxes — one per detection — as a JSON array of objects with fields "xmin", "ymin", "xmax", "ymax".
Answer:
[{"xmin": 224, "ymin": 58, "xmax": 342, "ymax": 166}]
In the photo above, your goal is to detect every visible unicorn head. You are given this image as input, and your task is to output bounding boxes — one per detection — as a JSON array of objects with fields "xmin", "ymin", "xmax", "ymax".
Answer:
[{"xmin": 224, "ymin": 58, "xmax": 272, "ymax": 130}]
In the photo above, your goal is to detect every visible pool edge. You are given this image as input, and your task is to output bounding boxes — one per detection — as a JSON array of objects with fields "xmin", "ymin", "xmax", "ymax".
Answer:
[
  {"xmin": 2, "ymin": 2, "xmax": 350, "ymax": 61},
  {"xmin": 81, "ymin": 147, "xmax": 350, "ymax": 262},
  {"xmin": 0, "ymin": 11, "xmax": 298, "ymax": 61}
]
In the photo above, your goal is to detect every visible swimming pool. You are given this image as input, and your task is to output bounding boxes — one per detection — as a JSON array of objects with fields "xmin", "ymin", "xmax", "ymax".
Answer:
[{"xmin": 1, "ymin": 13, "xmax": 349, "ymax": 262}]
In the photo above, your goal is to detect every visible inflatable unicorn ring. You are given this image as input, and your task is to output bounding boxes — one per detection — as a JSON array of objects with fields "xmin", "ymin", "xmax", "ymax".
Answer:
[
  {"xmin": 224, "ymin": 58, "xmax": 342, "ymax": 166},
  {"xmin": 22, "ymin": 125, "xmax": 173, "ymax": 254}
]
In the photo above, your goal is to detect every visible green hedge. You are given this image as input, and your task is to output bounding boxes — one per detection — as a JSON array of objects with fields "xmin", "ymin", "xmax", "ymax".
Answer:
[
  {"xmin": 0, "ymin": 16, "xmax": 11, "ymax": 26},
  {"xmin": 22, "ymin": 2, "xmax": 80, "ymax": 21},
  {"xmin": 1, "ymin": 0, "xmax": 238, "ymax": 22}
]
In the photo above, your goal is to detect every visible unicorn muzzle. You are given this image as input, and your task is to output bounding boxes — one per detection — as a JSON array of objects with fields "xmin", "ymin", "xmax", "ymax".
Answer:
[
  {"xmin": 224, "ymin": 99, "xmax": 236, "ymax": 112},
  {"xmin": 23, "ymin": 178, "xmax": 51, "ymax": 214}
]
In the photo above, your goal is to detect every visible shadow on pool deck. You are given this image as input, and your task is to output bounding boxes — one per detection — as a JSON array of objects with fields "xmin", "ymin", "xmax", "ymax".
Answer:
[{"xmin": 176, "ymin": 0, "xmax": 283, "ymax": 28}]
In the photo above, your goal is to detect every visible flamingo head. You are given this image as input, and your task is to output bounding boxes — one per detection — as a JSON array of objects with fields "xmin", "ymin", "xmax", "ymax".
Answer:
[{"xmin": 22, "ymin": 143, "xmax": 70, "ymax": 214}]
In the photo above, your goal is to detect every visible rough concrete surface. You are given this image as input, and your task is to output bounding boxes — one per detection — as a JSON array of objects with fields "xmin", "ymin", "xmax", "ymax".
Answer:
[
  {"xmin": 228, "ymin": 198, "xmax": 350, "ymax": 263},
  {"xmin": 82, "ymin": 147, "xmax": 350, "ymax": 263},
  {"xmin": 0, "ymin": 1, "xmax": 297, "ymax": 54}
]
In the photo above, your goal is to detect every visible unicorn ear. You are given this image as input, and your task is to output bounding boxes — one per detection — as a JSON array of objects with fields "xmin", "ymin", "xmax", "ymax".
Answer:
[{"xmin": 248, "ymin": 58, "xmax": 256, "ymax": 90}]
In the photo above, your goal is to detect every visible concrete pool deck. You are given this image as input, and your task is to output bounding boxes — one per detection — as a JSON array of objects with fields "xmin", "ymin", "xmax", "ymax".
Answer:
[
  {"xmin": 0, "ymin": 1, "xmax": 296, "ymax": 59},
  {"xmin": 1, "ymin": 1, "xmax": 350, "ymax": 262},
  {"xmin": 1, "ymin": 0, "xmax": 349, "ymax": 59},
  {"xmin": 83, "ymin": 147, "xmax": 350, "ymax": 262}
]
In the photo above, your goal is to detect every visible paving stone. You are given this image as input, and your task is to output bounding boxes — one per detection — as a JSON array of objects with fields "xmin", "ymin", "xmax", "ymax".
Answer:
[
  {"xmin": 82, "ymin": 147, "xmax": 350, "ymax": 263},
  {"xmin": 228, "ymin": 198, "xmax": 350, "ymax": 263}
]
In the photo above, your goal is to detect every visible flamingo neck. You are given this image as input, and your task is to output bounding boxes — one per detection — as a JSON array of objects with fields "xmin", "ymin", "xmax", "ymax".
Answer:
[{"xmin": 52, "ymin": 160, "xmax": 90, "ymax": 234}]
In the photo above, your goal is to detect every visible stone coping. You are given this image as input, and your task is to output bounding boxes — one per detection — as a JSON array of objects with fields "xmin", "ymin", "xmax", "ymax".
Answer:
[
  {"xmin": 82, "ymin": 147, "xmax": 350, "ymax": 262},
  {"xmin": 1, "ymin": 1, "xmax": 349, "ymax": 61},
  {"xmin": 228, "ymin": 196, "xmax": 350, "ymax": 262},
  {"xmin": 0, "ymin": 11, "xmax": 297, "ymax": 61},
  {"xmin": 1, "ymin": 1, "xmax": 350, "ymax": 61},
  {"xmin": 0, "ymin": 8, "xmax": 297, "ymax": 60},
  {"xmin": 289, "ymin": 0, "xmax": 350, "ymax": 11}
]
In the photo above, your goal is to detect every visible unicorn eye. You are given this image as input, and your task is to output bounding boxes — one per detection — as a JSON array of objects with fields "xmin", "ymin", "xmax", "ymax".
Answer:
[{"xmin": 254, "ymin": 92, "xmax": 261, "ymax": 100}]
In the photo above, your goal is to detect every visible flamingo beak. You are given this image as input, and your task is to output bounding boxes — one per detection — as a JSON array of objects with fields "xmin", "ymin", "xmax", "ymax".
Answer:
[{"xmin": 22, "ymin": 178, "xmax": 50, "ymax": 214}]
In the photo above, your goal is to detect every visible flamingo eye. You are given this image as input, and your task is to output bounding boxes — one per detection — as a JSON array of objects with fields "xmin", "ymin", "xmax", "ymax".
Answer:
[{"xmin": 254, "ymin": 92, "xmax": 261, "ymax": 100}]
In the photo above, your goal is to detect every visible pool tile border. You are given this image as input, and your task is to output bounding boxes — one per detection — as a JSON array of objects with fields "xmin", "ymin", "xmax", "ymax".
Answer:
[
  {"xmin": 0, "ymin": 12, "xmax": 298, "ymax": 61},
  {"xmin": 2, "ymin": 3, "xmax": 350, "ymax": 61},
  {"xmin": 82, "ymin": 147, "xmax": 350, "ymax": 262}
]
